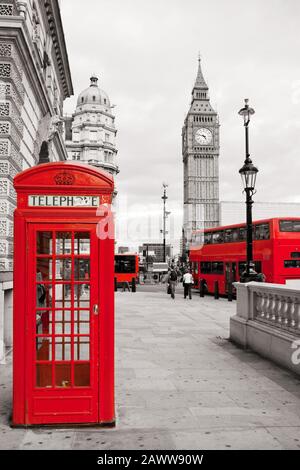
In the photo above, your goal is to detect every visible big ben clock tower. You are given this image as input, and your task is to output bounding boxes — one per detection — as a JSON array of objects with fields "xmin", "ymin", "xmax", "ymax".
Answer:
[{"xmin": 182, "ymin": 58, "xmax": 220, "ymax": 252}]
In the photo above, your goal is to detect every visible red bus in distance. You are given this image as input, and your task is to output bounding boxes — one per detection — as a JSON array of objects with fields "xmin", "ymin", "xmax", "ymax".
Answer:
[
  {"xmin": 114, "ymin": 254, "xmax": 139, "ymax": 285},
  {"xmin": 189, "ymin": 218, "xmax": 300, "ymax": 296}
]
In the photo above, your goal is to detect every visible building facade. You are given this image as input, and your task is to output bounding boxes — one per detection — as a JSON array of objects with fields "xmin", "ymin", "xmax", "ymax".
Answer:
[
  {"xmin": 182, "ymin": 58, "xmax": 220, "ymax": 252},
  {"xmin": 64, "ymin": 75, "xmax": 118, "ymax": 178},
  {"xmin": 139, "ymin": 243, "xmax": 172, "ymax": 263},
  {"xmin": 0, "ymin": 0, "xmax": 73, "ymax": 363}
]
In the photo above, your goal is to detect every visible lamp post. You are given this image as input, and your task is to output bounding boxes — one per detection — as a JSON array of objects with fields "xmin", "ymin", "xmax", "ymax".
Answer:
[
  {"xmin": 161, "ymin": 183, "xmax": 170, "ymax": 263},
  {"xmin": 238, "ymin": 99, "xmax": 259, "ymax": 283}
]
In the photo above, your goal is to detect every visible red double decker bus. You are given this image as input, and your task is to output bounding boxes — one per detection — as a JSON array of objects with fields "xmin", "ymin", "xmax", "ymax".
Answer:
[
  {"xmin": 189, "ymin": 218, "xmax": 300, "ymax": 295},
  {"xmin": 114, "ymin": 254, "xmax": 139, "ymax": 285}
]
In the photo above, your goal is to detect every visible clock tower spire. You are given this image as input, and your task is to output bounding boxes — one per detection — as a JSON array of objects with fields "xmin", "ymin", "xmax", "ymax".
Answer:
[{"xmin": 182, "ymin": 58, "xmax": 220, "ymax": 253}]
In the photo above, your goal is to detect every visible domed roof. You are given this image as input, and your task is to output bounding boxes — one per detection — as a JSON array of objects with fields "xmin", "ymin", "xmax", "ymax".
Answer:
[{"xmin": 76, "ymin": 75, "xmax": 111, "ymax": 108}]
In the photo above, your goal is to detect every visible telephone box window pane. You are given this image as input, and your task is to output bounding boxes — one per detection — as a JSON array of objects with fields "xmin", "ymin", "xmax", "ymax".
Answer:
[
  {"xmin": 55, "ymin": 321, "xmax": 71, "ymax": 335},
  {"xmin": 36, "ymin": 283, "xmax": 50, "ymax": 308},
  {"xmin": 74, "ymin": 336, "xmax": 90, "ymax": 361},
  {"xmin": 74, "ymin": 363, "xmax": 90, "ymax": 387},
  {"xmin": 52, "ymin": 284, "xmax": 72, "ymax": 306},
  {"xmin": 37, "ymin": 258, "xmax": 53, "ymax": 280},
  {"xmin": 74, "ymin": 233, "xmax": 90, "ymax": 255},
  {"xmin": 36, "ymin": 310, "xmax": 52, "ymax": 335},
  {"xmin": 55, "ymin": 336, "xmax": 71, "ymax": 361},
  {"xmin": 55, "ymin": 259, "xmax": 72, "ymax": 280},
  {"xmin": 55, "ymin": 310, "xmax": 71, "ymax": 322},
  {"xmin": 36, "ymin": 337, "xmax": 52, "ymax": 361},
  {"xmin": 74, "ymin": 310, "xmax": 90, "ymax": 324},
  {"xmin": 55, "ymin": 232, "xmax": 72, "ymax": 255},
  {"xmin": 74, "ymin": 259, "xmax": 90, "ymax": 280},
  {"xmin": 55, "ymin": 364, "xmax": 71, "ymax": 388},
  {"xmin": 36, "ymin": 364, "xmax": 52, "ymax": 388},
  {"xmin": 74, "ymin": 322, "xmax": 90, "ymax": 335},
  {"xmin": 37, "ymin": 232, "xmax": 53, "ymax": 255},
  {"xmin": 75, "ymin": 285, "xmax": 90, "ymax": 307}
]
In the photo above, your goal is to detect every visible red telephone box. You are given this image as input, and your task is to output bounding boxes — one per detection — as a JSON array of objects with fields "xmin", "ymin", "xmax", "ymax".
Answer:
[{"xmin": 13, "ymin": 162, "xmax": 115, "ymax": 426}]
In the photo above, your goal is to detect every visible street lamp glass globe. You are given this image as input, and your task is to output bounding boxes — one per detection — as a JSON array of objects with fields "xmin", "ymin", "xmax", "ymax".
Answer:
[{"xmin": 239, "ymin": 161, "xmax": 258, "ymax": 190}]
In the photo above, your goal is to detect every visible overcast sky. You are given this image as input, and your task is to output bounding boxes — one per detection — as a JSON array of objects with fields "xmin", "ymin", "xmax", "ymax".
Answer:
[{"xmin": 61, "ymin": 0, "xmax": 300, "ymax": 251}]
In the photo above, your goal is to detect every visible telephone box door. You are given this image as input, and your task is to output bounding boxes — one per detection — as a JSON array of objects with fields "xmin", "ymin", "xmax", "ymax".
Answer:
[{"xmin": 27, "ymin": 224, "xmax": 100, "ymax": 424}]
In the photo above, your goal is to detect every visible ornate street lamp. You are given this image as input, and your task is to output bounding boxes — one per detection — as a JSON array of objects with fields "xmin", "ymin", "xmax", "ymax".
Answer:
[
  {"xmin": 238, "ymin": 99, "xmax": 259, "ymax": 282},
  {"xmin": 161, "ymin": 183, "xmax": 168, "ymax": 263}
]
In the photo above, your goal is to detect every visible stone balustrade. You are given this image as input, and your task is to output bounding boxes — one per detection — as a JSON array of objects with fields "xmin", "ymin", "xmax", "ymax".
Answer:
[
  {"xmin": 251, "ymin": 284, "xmax": 300, "ymax": 334},
  {"xmin": 230, "ymin": 282, "xmax": 300, "ymax": 376}
]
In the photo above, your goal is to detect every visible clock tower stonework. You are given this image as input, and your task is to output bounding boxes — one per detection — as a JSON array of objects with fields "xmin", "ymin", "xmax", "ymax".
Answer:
[{"xmin": 182, "ymin": 58, "xmax": 220, "ymax": 250}]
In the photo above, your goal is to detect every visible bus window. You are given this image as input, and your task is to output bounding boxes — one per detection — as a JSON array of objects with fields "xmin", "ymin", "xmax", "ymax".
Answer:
[
  {"xmin": 212, "ymin": 231, "xmax": 224, "ymax": 244},
  {"xmin": 200, "ymin": 262, "xmax": 211, "ymax": 274},
  {"xmin": 239, "ymin": 261, "xmax": 262, "ymax": 276},
  {"xmin": 255, "ymin": 224, "xmax": 270, "ymax": 240},
  {"xmin": 284, "ymin": 260, "xmax": 300, "ymax": 268},
  {"xmin": 280, "ymin": 220, "xmax": 300, "ymax": 232},
  {"xmin": 204, "ymin": 232, "xmax": 212, "ymax": 245},
  {"xmin": 211, "ymin": 262, "xmax": 224, "ymax": 274},
  {"xmin": 232, "ymin": 229, "xmax": 239, "ymax": 242},
  {"xmin": 239, "ymin": 227, "xmax": 246, "ymax": 241},
  {"xmin": 115, "ymin": 256, "xmax": 136, "ymax": 273},
  {"xmin": 193, "ymin": 262, "xmax": 199, "ymax": 274},
  {"xmin": 224, "ymin": 229, "xmax": 233, "ymax": 243}
]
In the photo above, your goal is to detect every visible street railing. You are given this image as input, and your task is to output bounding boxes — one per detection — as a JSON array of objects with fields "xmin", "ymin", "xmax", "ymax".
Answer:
[{"xmin": 235, "ymin": 282, "xmax": 300, "ymax": 335}]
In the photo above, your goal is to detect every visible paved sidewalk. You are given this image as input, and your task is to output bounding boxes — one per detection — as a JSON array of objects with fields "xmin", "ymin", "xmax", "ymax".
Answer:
[{"xmin": 1, "ymin": 287, "xmax": 300, "ymax": 449}]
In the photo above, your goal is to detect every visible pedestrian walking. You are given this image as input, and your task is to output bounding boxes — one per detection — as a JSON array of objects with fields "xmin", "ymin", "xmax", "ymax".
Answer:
[
  {"xmin": 183, "ymin": 269, "xmax": 194, "ymax": 299},
  {"xmin": 168, "ymin": 268, "xmax": 178, "ymax": 299}
]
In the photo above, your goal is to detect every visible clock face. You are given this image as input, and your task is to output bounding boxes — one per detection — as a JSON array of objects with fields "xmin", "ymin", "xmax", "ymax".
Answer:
[{"xmin": 195, "ymin": 128, "xmax": 213, "ymax": 145}]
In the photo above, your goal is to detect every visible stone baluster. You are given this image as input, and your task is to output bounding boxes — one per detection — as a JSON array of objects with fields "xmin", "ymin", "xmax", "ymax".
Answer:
[
  {"xmin": 294, "ymin": 299, "xmax": 300, "ymax": 330},
  {"xmin": 272, "ymin": 295, "xmax": 281, "ymax": 324},
  {"xmin": 255, "ymin": 292, "xmax": 264, "ymax": 320},
  {"xmin": 285, "ymin": 297, "xmax": 294, "ymax": 328},
  {"xmin": 265, "ymin": 294, "xmax": 274, "ymax": 321}
]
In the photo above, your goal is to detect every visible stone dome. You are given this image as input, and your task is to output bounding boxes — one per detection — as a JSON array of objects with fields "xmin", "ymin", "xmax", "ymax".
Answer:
[{"xmin": 76, "ymin": 75, "xmax": 111, "ymax": 108}]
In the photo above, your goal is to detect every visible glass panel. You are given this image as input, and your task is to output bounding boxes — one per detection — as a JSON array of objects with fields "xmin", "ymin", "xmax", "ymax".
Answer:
[
  {"xmin": 74, "ymin": 336, "xmax": 90, "ymax": 361},
  {"xmin": 255, "ymin": 224, "xmax": 270, "ymax": 240},
  {"xmin": 55, "ymin": 232, "xmax": 72, "ymax": 255},
  {"xmin": 36, "ymin": 283, "xmax": 50, "ymax": 308},
  {"xmin": 204, "ymin": 232, "xmax": 212, "ymax": 245},
  {"xmin": 74, "ymin": 363, "xmax": 90, "ymax": 387},
  {"xmin": 115, "ymin": 256, "xmax": 136, "ymax": 273},
  {"xmin": 232, "ymin": 229, "xmax": 239, "ymax": 242},
  {"xmin": 36, "ymin": 337, "xmax": 52, "ymax": 361},
  {"xmin": 284, "ymin": 260, "xmax": 300, "ymax": 268},
  {"xmin": 55, "ymin": 310, "xmax": 71, "ymax": 322},
  {"xmin": 74, "ymin": 259, "xmax": 90, "ymax": 280},
  {"xmin": 37, "ymin": 258, "xmax": 53, "ymax": 280},
  {"xmin": 55, "ymin": 336, "xmax": 71, "ymax": 361},
  {"xmin": 55, "ymin": 364, "xmax": 71, "ymax": 388},
  {"xmin": 238, "ymin": 262, "xmax": 247, "ymax": 276},
  {"xmin": 74, "ymin": 322, "xmax": 90, "ymax": 335},
  {"xmin": 74, "ymin": 285, "xmax": 90, "ymax": 307},
  {"xmin": 200, "ymin": 262, "xmax": 212, "ymax": 274},
  {"xmin": 55, "ymin": 321, "xmax": 72, "ymax": 335},
  {"xmin": 55, "ymin": 259, "xmax": 72, "ymax": 281},
  {"xmin": 279, "ymin": 220, "xmax": 300, "ymax": 232},
  {"xmin": 51, "ymin": 284, "xmax": 72, "ymax": 307},
  {"xmin": 211, "ymin": 262, "xmax": 224, "ymax": 274},
  {"xmin": 224, "ymin": 230, "xmax": 233, "ymax": 243},
  {"xmin": 239, "ymin": 227, "xmax": 246, "ymax": 241},
  {"xmin": 36, "ymin": 364, "xmax": 52, "ymax": 388},
  {"xmin": 37, "ymin": 232, "xmax": 53, "ymax": 255},
  {"xmin": 212, "ymin": 231, "xmax": 224, "ymax": 244},
  {"xmin": 36, "ymin": 310, "xmax": 52, "ymax": 335},
  {"xmin": 74, "ymin": 310, "xmax": 90, "ymax": 323},
  {"xmin": 74, "ymin": 232, "xmax": 90, "ymax": 255}
]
